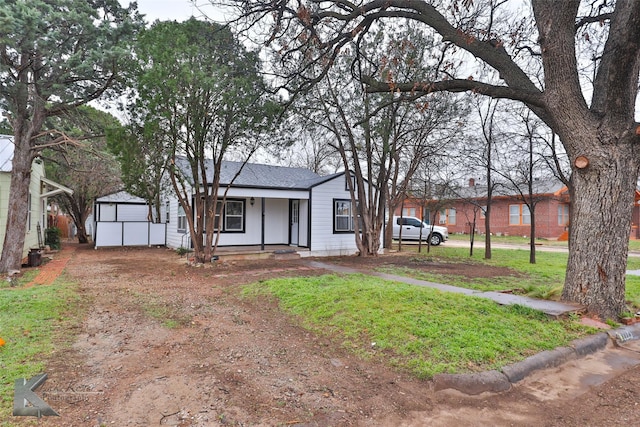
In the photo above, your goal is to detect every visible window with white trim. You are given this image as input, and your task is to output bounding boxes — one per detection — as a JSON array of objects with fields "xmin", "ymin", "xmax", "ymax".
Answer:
[
  {"xmin": 225, "ymin": 200, "xmax": 244, "ymax": 231},
  {"xmin": 509, "ymin": 204, "xmax": 531, "ymax": 225},
  {"xmin": 558, "ymin": 204, "xmax": 569, "ymax": 226},
  {"xmin": 439, "ymin": 208, "xmax": 456, "ymax": 225},
  {"xmin": 334, "ymin": 199, "xmax": 352, "ymax": 232},
  {"xmin": 177, "ymin": 205, "xmax": 187, "ymax": 232},
  {"xmin": 402, "ymin": 207, "xmax": 416, "ymax": 217},
  {"xmin": 211, "ymin": 199, "xmax": 245, "ymax": 233},
  {"xmin": 333, "ymin": 199, "xmax": 361, "ymax": 233}
]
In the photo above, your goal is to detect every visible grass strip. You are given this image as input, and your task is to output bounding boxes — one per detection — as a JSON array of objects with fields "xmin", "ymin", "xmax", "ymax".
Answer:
[
  {"xmin": 383, "ymin": 247, "xmax": 640, "ymax": 308},
  {"xmin": 243, "ymin": 273, "xmax": 593, "ymax": 379},
  {"xmin": 0, "ymin": 278, "xmax": 80, "ymax": 423}
]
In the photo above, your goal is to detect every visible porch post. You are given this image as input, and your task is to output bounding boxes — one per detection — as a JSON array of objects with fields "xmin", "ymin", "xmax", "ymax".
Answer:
[{"xmin": 261, "ymin": 197, "xmax": 265, "ymax": 250}]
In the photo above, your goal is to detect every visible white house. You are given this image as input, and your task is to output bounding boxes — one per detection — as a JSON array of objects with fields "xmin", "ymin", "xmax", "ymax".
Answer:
[
  {"xmin": 0, "ymin": 134, "xmax": 72, "ymax": 260},
  {"xmin": 167, "ymin": 159, "xmax": 380, "ymax": 257},
  {"xmin": 95, "ymin": 160, "xmax": 382, "ymax": 257}
]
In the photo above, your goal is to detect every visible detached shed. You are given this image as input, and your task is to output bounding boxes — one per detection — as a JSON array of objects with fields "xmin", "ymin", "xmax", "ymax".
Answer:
[{"xmin": 94, "ymin": 191, "xmax": 166, "ymax": 248}]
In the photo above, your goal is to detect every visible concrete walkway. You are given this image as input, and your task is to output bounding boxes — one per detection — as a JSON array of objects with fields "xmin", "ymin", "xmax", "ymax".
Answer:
[{"xmin": 305, "ymin": 260, "xmax": 583, "ymax": 317}]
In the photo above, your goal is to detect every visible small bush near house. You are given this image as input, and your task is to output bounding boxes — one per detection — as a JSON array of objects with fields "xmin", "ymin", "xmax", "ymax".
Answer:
[
  {"xmin": 45, "ymin": 227, "xmax": 61, "ymax": 250},
  {"xmin": 176, "ymin": 246, "xmax": 191, "ymax": 256}
]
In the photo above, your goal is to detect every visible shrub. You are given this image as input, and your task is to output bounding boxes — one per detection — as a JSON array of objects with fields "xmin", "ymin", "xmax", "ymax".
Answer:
[
  {"xmin": 45, "ymin": 227, "xmax": 61, "ymax": 249},
  {"xmin": 176, "ymin": 246, "xmax": 190, "ymax": 256}
]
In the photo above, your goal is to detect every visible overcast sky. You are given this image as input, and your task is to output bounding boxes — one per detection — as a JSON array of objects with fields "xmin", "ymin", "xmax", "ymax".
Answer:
[{"xmin": 119, "ymin": 0, "xmax": 224, "ymax": 23}]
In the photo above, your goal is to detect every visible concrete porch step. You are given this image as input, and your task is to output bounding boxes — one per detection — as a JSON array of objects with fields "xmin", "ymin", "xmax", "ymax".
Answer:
[{"xmin": 271, "ymin": 249, "xmax": 301, "ymax": 260}]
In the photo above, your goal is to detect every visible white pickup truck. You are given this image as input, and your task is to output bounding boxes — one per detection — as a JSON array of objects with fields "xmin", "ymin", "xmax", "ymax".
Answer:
[{"xmin": 392, "ymin": 216, "xmax": 449, "ymax": 246}]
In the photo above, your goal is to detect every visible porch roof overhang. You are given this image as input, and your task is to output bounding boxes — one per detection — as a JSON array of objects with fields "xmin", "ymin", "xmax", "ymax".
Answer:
[
  {"xmin": 40, "ymin": 177, "xmax": 73, "ymax": 198},
  {"xmin": 222, "ymin": 186, "xmax": 310, "ymax": 200}
]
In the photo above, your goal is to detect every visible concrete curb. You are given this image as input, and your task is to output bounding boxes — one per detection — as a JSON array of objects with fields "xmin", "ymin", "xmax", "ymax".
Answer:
[{"xmin": 433, "ymin": 330, "xmax": 613, "ymax": 395}]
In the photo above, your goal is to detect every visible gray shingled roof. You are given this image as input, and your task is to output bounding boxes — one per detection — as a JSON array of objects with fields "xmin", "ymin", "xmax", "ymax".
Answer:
[
  {"xmin": 175, "ymin": 157, "xmax": 327, "ymax": 189},
  {"xmin": 452, "ymin": 178, "xmax": 566, "ymax": 199}
]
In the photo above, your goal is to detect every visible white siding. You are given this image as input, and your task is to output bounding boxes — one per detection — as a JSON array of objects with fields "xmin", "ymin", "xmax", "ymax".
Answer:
[
  {"xmin": 224, "ymin": 187, "xmax": 309, "ymax": 200},
  {"xmin": 298, "ymin": 199, "xmax": 309, "ymax": 247},
  {"xmin": 123, "ymin": 222, "xmax": 150, "ymax": 245},
  {"xmin": 98, "ymin": 204, "xmax": 116, "ymax": 222},
  {"xmin": 308, "ymin": 174, "xmax": 360, "ymax": 256},
  {"xmin": 95, "ymin": 222, "xmax": 123, "ymax": 246},
  {"xmin": 165, "ymin": 197, "xmax": 190, "ymax": 249},
  {"xmin": 165, "ymin": 191, "xmax": 295, "ymax": 249},
  {"xmin": 25, "ymin": 160, "xmax": 46, "ymax": 253},
  {"xmin": 117, "ymin": 204, "xmax": 148, "ymax": 221},
  {"xmin": 213, "ymin": 197, "xmax": 259, "ymax": 246}
]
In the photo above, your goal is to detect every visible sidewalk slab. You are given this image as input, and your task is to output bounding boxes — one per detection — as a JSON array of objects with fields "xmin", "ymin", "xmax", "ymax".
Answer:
[{"xmin": 305, "ymin": 260, "xmax": 582, "ymax": 317}]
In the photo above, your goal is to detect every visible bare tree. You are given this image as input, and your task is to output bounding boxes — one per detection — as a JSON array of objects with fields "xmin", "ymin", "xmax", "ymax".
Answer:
[
  {"xmin": 226, "ymin": 0, "xmax": 640, "ymax": 319},
  {"xmin": 280, "ymin": 128, "xmax": 342, "ymax": 175},
  {"xmin": 495, "ymin": 108, "xmax": 557, "ymax": 264},
  {"xmin": 456, "ymin": 98, "xmax": 506, "ymax": 259}
]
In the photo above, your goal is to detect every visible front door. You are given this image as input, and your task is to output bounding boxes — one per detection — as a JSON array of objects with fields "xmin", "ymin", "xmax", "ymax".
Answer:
[{"xmin": 290, "ymin": 200, "xmax": 299, "ymax": 245}]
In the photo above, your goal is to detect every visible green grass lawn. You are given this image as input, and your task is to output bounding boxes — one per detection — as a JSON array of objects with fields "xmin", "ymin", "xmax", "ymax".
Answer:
[
  {"xmin": 447, "ymin": 233, "xmax": 570, "ymax": 248},
  {"xmin": 382, "ymin": 245, "xmax": 640, "ymax": 308},
  {"xmin": 0, "ymin": 276, "xmax": 81, "ymax": 424},
  {"xmin": 243, "ymin": 274, "xmax": 594, "ymax": 379},
  {"xmin": 448, "ymin": 233, "xmax": 640, "ymax": 252}
]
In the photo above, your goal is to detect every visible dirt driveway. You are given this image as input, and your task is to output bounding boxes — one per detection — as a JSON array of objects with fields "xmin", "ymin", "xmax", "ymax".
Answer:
[{"xmin": 14, "ymin": 245, "xmax": 640, "ymax": 426}]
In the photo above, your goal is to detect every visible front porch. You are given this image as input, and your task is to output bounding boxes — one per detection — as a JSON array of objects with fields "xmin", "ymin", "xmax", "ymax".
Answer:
[{"xmin": 190, "ymin": 244, "xmax": 311, "ymax": 261}]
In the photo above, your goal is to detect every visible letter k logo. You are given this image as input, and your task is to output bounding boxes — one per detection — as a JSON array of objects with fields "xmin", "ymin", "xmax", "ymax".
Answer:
[{"xmin": 13, "ymin": 373, "xmax": 58, "ymax": 417}]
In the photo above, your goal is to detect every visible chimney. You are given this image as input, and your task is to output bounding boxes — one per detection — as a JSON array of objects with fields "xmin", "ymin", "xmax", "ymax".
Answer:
[{"xmin": 469, "ymin": 178, "xmax": 475, "ymax": 187}]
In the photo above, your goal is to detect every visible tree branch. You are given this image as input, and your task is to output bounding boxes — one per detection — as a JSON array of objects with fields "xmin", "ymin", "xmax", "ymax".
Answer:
[{"xmin": 361, "ymin": 76, "xmax": 545, "ymax": 108}]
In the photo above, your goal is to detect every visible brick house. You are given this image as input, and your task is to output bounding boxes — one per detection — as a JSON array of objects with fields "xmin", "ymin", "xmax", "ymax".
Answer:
[{"xmin": 396, "ymin": 178, "xmax": 640, "ymax": 239}]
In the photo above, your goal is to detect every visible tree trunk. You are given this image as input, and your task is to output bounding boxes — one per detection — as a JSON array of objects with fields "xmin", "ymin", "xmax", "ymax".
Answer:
[
  {"xmin": 384, "ymin": 215, "xmax": 394, "ymax": 249},
  {"xmin": 484, "ymin": 205, "xmax": 492, "ymax": 260},
  {"xmin": 76, "ymin": 222, "xmax": 90, "ymax": 244},
  {"xmin": 469, "ymin": 218, "xmax": 475, "ymax": 257},
  {"xmin": 562, "ymin": 148, "xmax": 638, "ymax": 319},
  {"xmin": 529, "ymin": 207, "xmax": 536, "ymax": 264},
  {"xmin": 0, "ymin": 140, "xmax": 32, "ymax": 272}
]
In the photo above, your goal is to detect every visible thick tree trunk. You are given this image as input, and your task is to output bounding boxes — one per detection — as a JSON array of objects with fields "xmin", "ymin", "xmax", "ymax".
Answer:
[
  {"xmin": 562, "ymin": 148, "xmax": 638, "ymax": 319},
  {"xmin": 384, "ymin": 215, "xmax": 394, "ymax": 249},
  {"xmin": 0, "ymin": 140, "xmax": 32, "ymax": 272},
  {"xmin": 532, "ymin": 0, "xmax": 640, "ymax": 320},
  {"xmin": 76, "ymin": 222, "xmax": 90, "ymax": 244}
]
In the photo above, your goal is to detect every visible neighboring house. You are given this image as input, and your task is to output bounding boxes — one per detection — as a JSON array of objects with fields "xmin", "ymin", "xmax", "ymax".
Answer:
[
  {"xmin": 95, "ymin": 160, "xmax": 380, "ymax": 257},
  {"xmin": 398, "ymin": 178, "xmax": 640, "ymax": 239},
  {"xmin": 450, "ymin": 179, "xmax": 572, "ymax": 239},
  {"xmin": 397, "ymin": 178, "xmax": 572, "ymax": 239},
  {"xmin": 399, "ymin": 178, "xmax": 640, "ymax": 240},
  {"xmin": 0, "ymin": 134, "xmax": 72, "ymax": 259}
]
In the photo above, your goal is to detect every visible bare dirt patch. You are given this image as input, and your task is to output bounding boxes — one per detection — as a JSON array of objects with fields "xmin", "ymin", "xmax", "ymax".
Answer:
[
  {"xmin": 329, "ymin": 253, "xmax": 523, "ymax": 279},
  {"xmin": 12, "ymin": 246, "xmax": 640, "ymax": 426}
]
